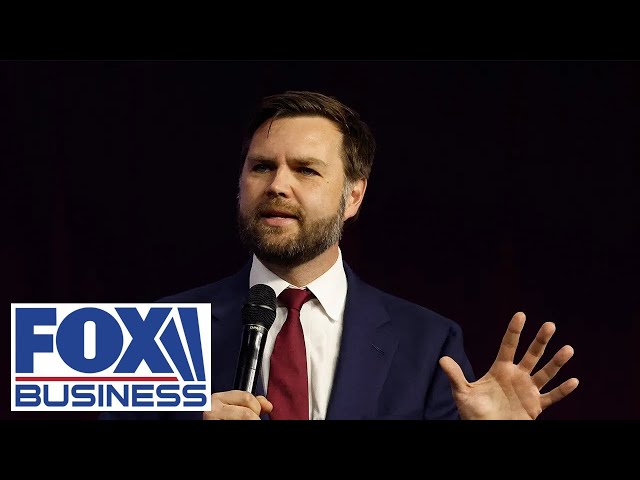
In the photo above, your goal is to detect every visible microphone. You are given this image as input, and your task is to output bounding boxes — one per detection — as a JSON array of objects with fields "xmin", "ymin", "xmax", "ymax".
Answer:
[{"xmin": 233, "ymin": 284, "xmax": 277, "ymax": 393}]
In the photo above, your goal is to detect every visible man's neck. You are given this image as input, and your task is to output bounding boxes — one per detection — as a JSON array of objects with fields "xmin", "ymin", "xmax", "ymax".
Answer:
[{"xmin": 259, "ymin": 245, "xmax": 340, "ymax": 287}]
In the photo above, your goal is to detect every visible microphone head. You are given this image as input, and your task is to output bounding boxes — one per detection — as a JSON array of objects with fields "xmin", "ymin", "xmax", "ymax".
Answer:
[{"xmin": 242, "ymin": 284, "xmax": 277, "ymax": 329}]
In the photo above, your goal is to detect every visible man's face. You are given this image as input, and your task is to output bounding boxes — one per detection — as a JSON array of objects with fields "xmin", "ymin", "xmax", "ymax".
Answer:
[{"xmin": 237, "ymin": 116, "xmax": 357, "ymax": 267}]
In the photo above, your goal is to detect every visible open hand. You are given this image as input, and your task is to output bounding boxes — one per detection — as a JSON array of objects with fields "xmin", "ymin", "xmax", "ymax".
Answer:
[{"xmin": 439, "ymin": 312, "xmax": 579, "ymax": 420}]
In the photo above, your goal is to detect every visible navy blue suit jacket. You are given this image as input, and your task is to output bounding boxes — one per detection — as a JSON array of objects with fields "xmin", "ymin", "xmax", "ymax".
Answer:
[{"xmin": 100, "ymin": 261, "xmax": 475, "ymax": 420}]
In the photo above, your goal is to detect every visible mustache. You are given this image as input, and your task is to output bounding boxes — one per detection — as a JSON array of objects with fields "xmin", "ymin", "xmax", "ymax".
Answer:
[{"xmin": 255, "ymin": 199, "xmax": 304, "ymax": 220}]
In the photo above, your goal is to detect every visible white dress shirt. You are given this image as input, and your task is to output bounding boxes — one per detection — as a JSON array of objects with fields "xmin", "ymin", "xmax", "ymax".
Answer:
[{"xmin": 249, "ymin": 249, "xmax": 347, "ymax": 420}]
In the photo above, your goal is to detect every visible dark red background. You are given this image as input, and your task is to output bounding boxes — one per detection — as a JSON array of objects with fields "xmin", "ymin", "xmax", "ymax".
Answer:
[{"xmin": 3, "ymin": 61, "xmax": 638, "ymax": 420}]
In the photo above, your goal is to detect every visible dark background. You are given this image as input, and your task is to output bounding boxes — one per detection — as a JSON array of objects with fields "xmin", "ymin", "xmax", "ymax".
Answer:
[{"xmin": 3, "ymin": 60, "xmax": 638, "ymax": 420}]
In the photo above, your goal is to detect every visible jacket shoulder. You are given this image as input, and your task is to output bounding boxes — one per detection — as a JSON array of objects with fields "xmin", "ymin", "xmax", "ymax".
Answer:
[{"xmin": 363, "ymin": 281, "xmax": 462, "ymax": 335}]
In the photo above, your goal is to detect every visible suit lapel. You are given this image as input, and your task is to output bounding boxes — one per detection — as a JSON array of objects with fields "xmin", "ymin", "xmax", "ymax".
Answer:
[{"xmin": 325, "ymin": 265, "xmax": 398, "ymax": 419}]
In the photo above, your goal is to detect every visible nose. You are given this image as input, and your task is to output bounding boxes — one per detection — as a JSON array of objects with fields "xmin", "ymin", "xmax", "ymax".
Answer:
[{"xmin": 266, "ymin": 166, "xmax": 293, "ymax": 198}]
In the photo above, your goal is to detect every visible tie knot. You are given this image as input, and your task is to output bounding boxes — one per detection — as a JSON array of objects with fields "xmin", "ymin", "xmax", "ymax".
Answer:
[{"xmin": 278, "ymin": 287, "xmax": 314, "ymax": 311}]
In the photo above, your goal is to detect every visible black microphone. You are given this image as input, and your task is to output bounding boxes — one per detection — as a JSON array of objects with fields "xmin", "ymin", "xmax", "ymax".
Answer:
[{"xmin": 233, "ymin": 284, "xmax": 277, "ymax": 393}]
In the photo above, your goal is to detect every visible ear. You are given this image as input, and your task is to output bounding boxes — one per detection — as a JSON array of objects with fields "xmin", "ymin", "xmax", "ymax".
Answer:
[{"xmin": 343, "ymin": 178, "xmax": 367, "ymax": 221}]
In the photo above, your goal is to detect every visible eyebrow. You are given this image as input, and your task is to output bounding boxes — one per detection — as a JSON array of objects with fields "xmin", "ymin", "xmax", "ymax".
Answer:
[{"xmin": 246, "ymin": 155, "xmax": 328, "ymax": 168}]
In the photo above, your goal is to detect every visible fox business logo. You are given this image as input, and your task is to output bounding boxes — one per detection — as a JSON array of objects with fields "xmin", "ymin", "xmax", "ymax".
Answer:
[{"xmin": 11, "ymin": 304, "xmax": 212, "ymax": 411}]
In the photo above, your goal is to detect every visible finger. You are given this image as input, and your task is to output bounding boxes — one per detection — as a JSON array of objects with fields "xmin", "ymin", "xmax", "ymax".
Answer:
[
  {"xmin": 532, "ymin": 345, "xmax": 575, "ymax": 390},
  {"xmin": 496, "ymin": 312, "xmax": 526, "ymax": 363},
  {"xmin": 214, "ymin": 403, "xmax": 262, "ymax": 420},
  {"xmin": 518, "ymin": 322, "xmax": 555, "ymax": 373},
  {"xmin": 540, "ymin": 378, "xmax": 579, "ymax": 410},
  {"xmin": 257, "ymin": 395, "xmax": 274, "ymax": 414},
  {"xmin": 439, "ymin": 356, "xmax": 469, "ymax": 392},
  {"xmin": 213, "ymin": 390, "xmax": 263, "ymax": 415}
]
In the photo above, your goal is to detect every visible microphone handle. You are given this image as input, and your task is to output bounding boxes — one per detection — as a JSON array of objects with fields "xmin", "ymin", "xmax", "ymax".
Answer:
[{"xmin": 233, "ymin": 324, "xmax": 269, "ymax": 393}]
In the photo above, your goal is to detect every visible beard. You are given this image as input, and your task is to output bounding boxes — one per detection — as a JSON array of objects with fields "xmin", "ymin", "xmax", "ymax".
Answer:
[{"xmin": 237, "ymin": 193, "xmax": 347, "ymax": 268}]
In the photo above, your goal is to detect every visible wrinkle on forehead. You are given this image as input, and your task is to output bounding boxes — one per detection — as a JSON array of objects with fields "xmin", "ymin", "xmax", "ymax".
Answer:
[
  {"xmin": 263, "ymin": 116, "xmax": 342, "ymax": 138},
  {"xmin": 251, "ymin": 117, "xmax": 343, "ymax": 164}
]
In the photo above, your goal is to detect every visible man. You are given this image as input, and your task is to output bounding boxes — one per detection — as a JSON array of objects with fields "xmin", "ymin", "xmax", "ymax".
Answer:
[{"xmin": 101, "ymin": 91, "xmax": 578, "ymax": 420}]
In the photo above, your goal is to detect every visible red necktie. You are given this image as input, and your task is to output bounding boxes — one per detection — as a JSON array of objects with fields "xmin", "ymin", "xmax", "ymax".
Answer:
[{"xmin": 268, "ymin": 287, "xmax": 314, "ymax": 420}]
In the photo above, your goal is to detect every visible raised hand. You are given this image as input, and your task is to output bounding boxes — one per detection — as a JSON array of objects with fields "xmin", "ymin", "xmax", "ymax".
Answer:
[{"xmin": 439, "ymin": 312, "xmax": 579, "ymax": 420}]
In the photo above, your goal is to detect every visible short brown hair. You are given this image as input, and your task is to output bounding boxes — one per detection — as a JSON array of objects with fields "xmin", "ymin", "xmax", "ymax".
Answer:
[{"xmin": 240, "ymin": 91, "xmax": 375, "ymax": 183}]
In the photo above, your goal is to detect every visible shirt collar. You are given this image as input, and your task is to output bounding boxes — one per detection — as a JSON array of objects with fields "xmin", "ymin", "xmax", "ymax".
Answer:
[{"xmin": 249, "ymin": 249, "xmax": 347, "ymax": 322}]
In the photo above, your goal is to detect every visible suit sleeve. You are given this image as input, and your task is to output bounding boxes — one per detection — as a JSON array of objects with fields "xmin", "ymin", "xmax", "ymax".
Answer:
[{"xmin": 423, "ymin": 323, "xmax": 475, "ymax": 420}]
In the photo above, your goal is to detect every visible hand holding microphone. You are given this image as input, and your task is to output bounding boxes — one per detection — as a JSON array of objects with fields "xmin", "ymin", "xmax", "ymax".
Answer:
[{"xmin": 203, "ymin": 284, "xmax": 276, "ymax": 420}]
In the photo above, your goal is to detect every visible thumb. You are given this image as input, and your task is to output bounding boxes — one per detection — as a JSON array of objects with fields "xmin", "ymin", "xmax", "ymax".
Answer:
[
  {"xmin": 256, "ymin": 395, "xmax": 273, "ymax": 414},
  {"xmin": 439, "ymin": 356, "xmax": 469, "ymax": 391}
]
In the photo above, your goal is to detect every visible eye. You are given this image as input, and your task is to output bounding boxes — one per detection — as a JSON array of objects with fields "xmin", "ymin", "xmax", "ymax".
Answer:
[
  {"xmin": 299, "ymin": 167, "xmax": 319, "ymax": 176},
  {"xmin": 252, "ymin": 163, "xmax": 271, "ymax": 173}
]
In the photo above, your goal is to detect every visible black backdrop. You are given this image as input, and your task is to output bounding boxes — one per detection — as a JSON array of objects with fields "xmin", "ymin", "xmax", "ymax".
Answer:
[{"xmin": 3, "ymin": 60, "xmax": 639, "ymax": 420}]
